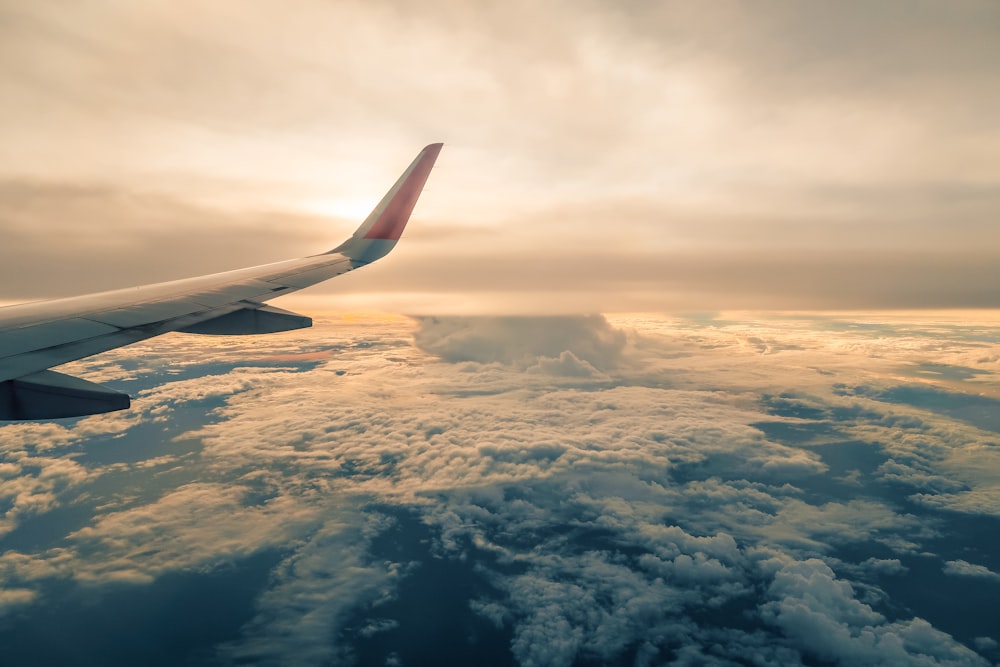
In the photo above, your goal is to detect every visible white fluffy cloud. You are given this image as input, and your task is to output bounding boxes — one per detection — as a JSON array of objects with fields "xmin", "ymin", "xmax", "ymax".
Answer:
[
  {"xmin": 942, "ymin": 560, "xmax": 1000, "ymax": 583},
  {"xmin": 761, "ymin": 557, "xmax": 984, "ymax": 666}
]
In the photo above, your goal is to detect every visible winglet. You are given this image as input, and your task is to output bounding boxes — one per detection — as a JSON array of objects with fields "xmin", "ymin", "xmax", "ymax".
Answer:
[{"xmin": 330, "ymin": 143, "xmax": 443, "ymax": 263}]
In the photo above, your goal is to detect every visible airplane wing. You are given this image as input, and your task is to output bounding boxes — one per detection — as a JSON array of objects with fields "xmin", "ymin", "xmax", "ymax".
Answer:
[{"xmin": 0, "ymin": 143, "xmax": 443, "ymax": 420}]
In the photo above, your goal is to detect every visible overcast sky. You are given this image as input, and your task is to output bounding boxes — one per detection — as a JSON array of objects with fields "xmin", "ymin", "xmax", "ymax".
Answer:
[{"xmin": 1, "ymin": 0, "xmax": 999, "ymax": 312}]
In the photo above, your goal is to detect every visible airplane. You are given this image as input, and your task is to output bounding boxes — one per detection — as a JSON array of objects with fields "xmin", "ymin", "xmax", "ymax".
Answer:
[{"xmin": 0, "ymin": 143, "xmax": 443, "ymax": 420}]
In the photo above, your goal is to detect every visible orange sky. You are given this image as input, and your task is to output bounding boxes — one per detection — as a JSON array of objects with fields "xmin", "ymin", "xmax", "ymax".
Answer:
[{"xmin": 1, "ymin": 1, "xmax": 999, "ymax": 312}]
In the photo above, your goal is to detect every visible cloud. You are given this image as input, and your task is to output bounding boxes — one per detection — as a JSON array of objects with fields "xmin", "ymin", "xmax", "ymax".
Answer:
[
  {"xmin": 942, "ymin": 560, "xmax": 1000, "ymax": 583},
  {"xmin": 760, "ymin": 557, "xmax": 986, "ymax": 666},
  {"xmin": 411, "ymin": 315, "xmax": 626, "ymax": 371},
  {"xmin": 218, "ymin": 508, "xmax": 404, "ymax": 666},
  {"xmin": 860, "ymin": 558, "xmax": 909, "ymax": 577},
  {"xmin": 526, "ymin": 350, "xmax": 604, "ymax": 378},
  {"xmin": 0, "ymin": 447, "xmax": 95, "ymax": 539},
  {"xmin": 3, "ymin": 313, "xmax": 998, "ymax": 664},
  {"xmin": 67, "ymin": 482, "xmax": 318, "ymax": 583},
  {"xmin": 0, "ymin": 588, "xmax": 36, "ymax": 617},
  {"xmin": 974, "ymin": 637, "xmax": 998, "ymax": 652}
]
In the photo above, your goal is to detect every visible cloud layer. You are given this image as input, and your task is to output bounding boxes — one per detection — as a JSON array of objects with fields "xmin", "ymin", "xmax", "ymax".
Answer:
[{"xmin": 2, "ymin": 312, "xmax": 999, "ymax": 664}]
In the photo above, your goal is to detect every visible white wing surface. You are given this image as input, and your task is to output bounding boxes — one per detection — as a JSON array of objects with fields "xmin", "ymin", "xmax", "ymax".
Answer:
[{"xmin": 0, "ymin": 143, "xmax": 443, "ymax": 420}]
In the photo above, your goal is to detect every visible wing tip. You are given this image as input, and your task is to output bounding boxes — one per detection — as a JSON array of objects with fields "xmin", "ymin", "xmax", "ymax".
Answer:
[
  {"xmin": 357, "ymin": 143, "xmax": 443, "ymax": 241},
  {"xmin": 421, "ymin": 142, "xmax": 444, "ymax": 160},
  {"xmin": 326, "ymin": 143, "xmax": 443, "ymax": 258}
]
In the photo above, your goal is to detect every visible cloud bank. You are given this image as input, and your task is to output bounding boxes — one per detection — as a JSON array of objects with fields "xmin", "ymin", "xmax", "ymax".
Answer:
[{"xmin": 2, "ymin": 312, "xmax": 999, "ymax": 664}]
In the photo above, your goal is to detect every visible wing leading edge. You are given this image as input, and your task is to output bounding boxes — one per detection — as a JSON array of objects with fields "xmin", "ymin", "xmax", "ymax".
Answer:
[{"xmin": 0, "ymin": 143, "xmax": 443, "ymax": 420}]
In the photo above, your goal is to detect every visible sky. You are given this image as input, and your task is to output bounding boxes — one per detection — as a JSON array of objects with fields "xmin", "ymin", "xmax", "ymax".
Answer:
[{"xmin": 2, "ymin": 0, "xmax": 999, "ymax": 312}]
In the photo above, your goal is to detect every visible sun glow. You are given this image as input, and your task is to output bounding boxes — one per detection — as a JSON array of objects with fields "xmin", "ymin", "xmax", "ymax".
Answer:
[{"xmin": 296, "ymin": 198, "xmax": 376, "ymax": 224}]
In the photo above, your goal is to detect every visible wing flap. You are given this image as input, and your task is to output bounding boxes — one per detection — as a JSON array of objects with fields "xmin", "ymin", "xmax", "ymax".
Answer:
[
  {"xmin": 177, "ymin": 304, "xmax": 312, "ymax": 335},
  {"xmin": 0, "ymin": 370, "xmax": 130, "ymax": 420}
]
